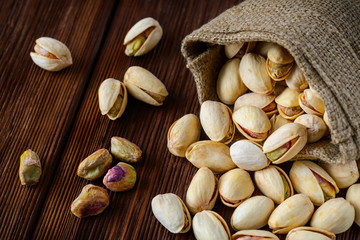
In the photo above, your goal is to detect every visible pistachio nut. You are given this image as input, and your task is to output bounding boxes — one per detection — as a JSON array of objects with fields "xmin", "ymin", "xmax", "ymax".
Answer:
[
  {"xmin": 151, "ymin": 193, "xmax": 191, "ymax": 233},
  {"xmin": 123, "ymin": 17, "xmax": 162, "ymax": 56},
  {"xmin": 77, "ymin": 149, "xmax": 112, "ymax": 181},
  {"xmin": 310, "ymin": 197, "xmax": 355, "ymax": 234},
  {"xmin": 19, "ymin": 149, "xmax": 42, "ymax": 185},
  {"xmin": 299, "ymin": 89, "xmax": 325, "ymax": 116},
  {"xmin": 239, "ymin": 53, "xmax": 275, "ymax": 95},
  {"xmin": 230, "ymin": 140, "xmax": 269, "ymax": 171},
  {"xmin": 294, "ymin": 114, "xmax": 327, "ymax": 143},
  {"xmin": 321, "ymin": 160, "xmax": 359, "ymax": 189},
  {"xmin": 103, "ymin": 162, "xmax": 136, "ymax": 192},
  {"xmin": 346, "ymin": 184, "xmax": 360, "ymax": 226},
  {"xmin": 219, "ymin": 168, "xmax": 254, "ymax": 207},
  {"xmin": 167, "ymin": 114, "xmax": 201, "ymax": 157},
  {"xmin": 269, "ymin": 114, "xmax": 293, "ymax": 135},
  {"xmin": 200, "ymin": 101, "xmax": 235, "ymax": 143},
  {"xmin": 224, "ymin": 42, "xmax": 257, "ymax": 59},
  {"xmin": 185, "ymin": 140, "xmax": 236, "ymax": 173},
  {"xmin": 124, "ymin": 66, "xmax": 168, "ymax": 106},
  {"xmin": 216, "ymin": 59, "xmax": 248, "ymax": 104},
  {"xmin": 254, "ymin": 41, "xmax": 277, "ymax": 58},
  {"xmin": 268, "ymin": 194, "xmax": 314, "ymax": 234},
  {"xmin": 233, "ymin": 106, "xmax": 271, "ymax": 142},
  {"xmin": 285, "ymin": 65, "xmax": 309, "ymax": 91},
  {"xmin": 323, "ymin": 111, "xmax": 330, "ymax": 127},
  {"xmin": 71, "ymin": 184, "xmax": 109, "ymax": 218},
  {"xmin": 30, "ymin": 37, "xmax": 72, "ymax": 71},
  {"xmin": 289, "ymin": 161, "xmax": 339, "ymax": 206},
  {"xmin": 231, "ymin": 196, "xmax": 274, "ymax": 231},
  {"xmin": 111, "ymin": 137, "xmax": 142, "ymax": 163},
  {"xmin": 263, "ymin": 123, "xmax": 307, "ymax": 164},
  {"xmin": 275, "ymin": 87, "xmax": 304, "ymax": 120},
  {"xmin": 286, "ymin": 227, "xmax": 336, "ymax": 240},
  {"xmin": 186, "ymin": 167, "xmax": 218, "ymax": 214},
  {"xmin": 193, "ymin": 210, "xmax": 231, "ymax": 240},
  {"xmin": 98, "ymin": 78, "xmax": 128, "ymax": 120},
  {"xmin": 234, "ymin": 93, "xmax": 277, "ymax": 117},
  {"xmin": 232, "ymin": 230, "xmax": 279, "ymax": 240},
  {"xmin": 254, "ymin": 165, "xmax": 294, "ymax": 204},
  {"xmin": 266, "ymin": 43, "xmax": 294, "ymax": 81}
]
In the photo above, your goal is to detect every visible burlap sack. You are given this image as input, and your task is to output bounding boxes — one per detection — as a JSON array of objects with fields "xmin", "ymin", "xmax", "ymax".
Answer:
[{"xmin": 181, "ymin": 0, "xmax": 360, "ymax": 164}]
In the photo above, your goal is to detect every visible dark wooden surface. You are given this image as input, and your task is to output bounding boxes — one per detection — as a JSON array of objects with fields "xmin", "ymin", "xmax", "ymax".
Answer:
[{"xmin": 0, "ymin": 0, "xmax": 359, "ymax": 239}]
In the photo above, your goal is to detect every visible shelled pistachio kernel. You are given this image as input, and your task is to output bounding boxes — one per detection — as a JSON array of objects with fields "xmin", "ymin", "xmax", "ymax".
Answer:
[
  {"xmin": 111, "ymin": 137, "xmax": 142, "ymax": 163},
  {"xmin": 19, "ymin": 149, "xmax": 42, "ymax": 185},
  {"xmin": 103, "ymin": 162, "xmax": 136, "ymax": 192},
  {"xmin": 77, "ymin": 149, "xmax": 112, "ymax": 181}
]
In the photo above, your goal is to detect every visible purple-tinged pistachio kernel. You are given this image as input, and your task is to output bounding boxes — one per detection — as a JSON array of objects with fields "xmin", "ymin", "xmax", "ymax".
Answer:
[
  {"xmin": 19, "ymin": 149, "xmax": 42, "ymax": 185},
  {"xmin": 103, "ymin": 162, "xmax": 136, "ymax": 192}
]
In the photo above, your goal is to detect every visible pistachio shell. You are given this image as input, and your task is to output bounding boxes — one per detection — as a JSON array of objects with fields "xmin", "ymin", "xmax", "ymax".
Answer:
[
  {"xmin": 232, "ymin": 230, "xmax": 279, "ymax": 240},
  {"xmin": 233, "ymin": 106, "xmax": 271, "ymax": 142},
  {"xmin": 275, "ymin": 88, "xmax": 304, "ymax": 120},
  {"xmin": 225, "ymin": 42, "xmax": 257, "ymax": 59},
  {"xmin": 167, "ymin": 114, "xmax": 201, "ymax": 157},
  {"xmin": 267, "ymin": 43, "xmax": 294, "ymax": 64},
  {"xmin": 268, "ymin": 194, "xmax": 314, "ymax": 234},
  {"xmin": 255, "ymin": 166, "xmax": 294, "ymax": 204},
  {"xmin": 230, "ymin": 140, "xmax": 269, "ymax": 171},
  {"xmin": 186, "ymin": 167, "xmax": 218, "ymax": 214},
  {"xmin": 263, "ymin": 123, "xmax": 307, "ymax": 164},
  {"xmin": 239, "ymin": 53, "xmax": 274, "ymax": 95},
  {"xmin": 151, "ymin": 193, "xmax": 191, "ymax": 233},
  {"xmin": 254, "ymin": 41, "xmax": 277, "ymax": 58},
  {"xmin": 217, "ymin": 59, "xmax": 248, "ymax": 104},
  {"xmin": 219, "ymin": 168, "xmax": 254, "ymax": 207},
  {"xmin": 310, "ymin": 198, "xmax": 355, "ymax": 234},
  {"xmin": 289, "ymin": 161, "xmax": 339, "ymax": 206},
  {"xmin": 299, "ymin": 89, "xmax": 325, "ymax": 116},
  {"xmin": 321, "ymin": 161, "xmax": 359, "ymax": 189},
  {"xmin": 294, "ymin": 114, "xmax": 327, "ymax": 143},
  {"xmin": 185, "ymin": 141, "xmax": 236, "ymax": 173},
  {"xmin": 346, "ymin": 184, "xmax": 360, "ymax": 226},
  {"xmin": 323, "ymin": 111, "xmax": 330, "ymax": 127},
  {"xmin": 234, "ymin": 93, "xmax": 277, "ymax": 117},
  {"xmin": 269, "ymin": 114, "xmax": 293, "ymax": 135},
  {"xmin": 286, "ymin": 227, "xmax": 336, "ymax": 240},
  {"xmin": 266, "ymin": 44, "xmax": 294, "ymax": 80},
  {"xmin": 231, "ymin": 196, "xmax": 274, "ymax": 231},
  {"xmin": 193, "ymin": 210, "xmax": 231, "ymax": 240},
  {"xmin": 124, "ymin": 66, "xmax": 168, "ymax": 106},
  {"xmin": 123, "ymin": 17, "xmax": 162, "ymax": 56},
  {"xmin": 285, "ymin": 65, "xmax": 308, "ymax": 91}
]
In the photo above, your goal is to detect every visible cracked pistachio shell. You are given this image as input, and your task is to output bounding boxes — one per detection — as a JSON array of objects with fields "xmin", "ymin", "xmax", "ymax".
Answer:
[
  {"xmin": 193, "ymin": 210, "xmax": 231, "ymax": 240},
  {"xmin": 224, "ymin": 42, "xmax": 256, "ymax": 59},
  {"xmin": 123, "ymin": 17, "xmax": 162, "ymax": 56},
  {"xmin": 185, "ymin": 141, "xmax": 236, "ymax": 173},
  {"xmin": 219, "ymin": 168, "xmax": 254, "ymax": 207},
  {"xmin": 286, "ymin": 227, "xmax": 336, "ymax": 240},
  {"xmin": 255, "ymin": 166, "xmax": 294, "ymax": 204},
  {"xmin": 233, "ymin": 105, "xmax": 271, "ymax": 142},
  {"xmin": 200, "ymin": 101, "xmax": 235, "ymax": 144},
  {"xmin": 294, "ymin": 114, "xmax": 327, "ymax": 143},
  {"xmin": 103, "ymin": 162, "xmax": 136, "ymax": 192},
  {"xmin": 299, "ymin": 89, "xmax": 325, "ymax": 116},
  {"xmin": 239, "ymin": 53, "xmax": 274, "ymax": 95},
  {"xmin": 323, "ymin": 111, "xmax": 330, "ymax": 127},
  {"xmin": 269, "ymin": 114, "xmax": 293, "ymax": 135},
  {"xmin": 232, "ymin": 230, "xmax": 279, "ymax": 240},
  {"xmin": 71, "ymin": 184, "xmax": 109, "ymax": 218},
  {"xmin": 151, "ymin": 193, "xmax": 191, "ymax": 234},
  {"xmin": 167, "ymin": 114, "xmax": 201, "ymax": 157},
  {"xmin": 310, "ymin": 198, "xmax": 355, "ymax": 234},
  {"xmin": 289, "ymin": 161, "xmax": 339, "ymax": 206},
  {"xmin": 321, "ymin": 161, "xmax": 359, "ymax": 189},
  {"xmin": 346, "ymin": 184, "xmax": 360, "ymax": 226},
  {"xmin": 77, "ymin": 149, "xmax": 112, "ymax": 181},
  {"xmin": 234, "ymin": 93, "xmax": 277, "ymax": 117},
  {"xmin": 285, "ymin": 65, "xmax": 309, "ymax": 91},
  {"xmin": 268, "ymin": 194, "xmax": 314, "ymax": 234},
  {"xmin": 275, "ymin": 88, "xmax": 304, "ymax": 120},
  {"xmin": 231, "ymin": 196, "xmax": 274, "ymax": 231},
  {"xmin": 266, "ymin": 44, "xmax": 294, "ymax": 81},
  {"xmin": 124, "ymin": 66, "xmax": 168, "ymax": 106},
  {"xmin": 230, "ymin": 140, "xmax": 269, "ymax": 171},
  {"xmin": 19, "ymin": 149, "xmax": 42, "ymax": 185},
  {"xmin": 111, "ymin": 137, "xmax": 142, "ymax": 163},
  {"xmin": 186, "ymin": 167, "xmax": 218, "ymax": 214},
  {"xmin": 254, "ymin": 41, "xmax": 277, "ymax": 58},
  {"xmin": 98, "ymin": 78, "xmax": 128, "ymax": 120},
  {"xmin": 263, "ymin": 123, "xmax": 307, "ymax": 164},
  {"xmin": 30, "ymin": 37, "xmax": 72, "ymax": 71},
  {"xmin": 217, "ymin": 59, "xmax": 247, "ymax": 104}
]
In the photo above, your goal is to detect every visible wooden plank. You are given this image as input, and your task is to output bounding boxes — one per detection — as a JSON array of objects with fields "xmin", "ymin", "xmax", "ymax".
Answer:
[{"xmin": 0, "ymin": 0, "xmax": 116, "ymax": 239}]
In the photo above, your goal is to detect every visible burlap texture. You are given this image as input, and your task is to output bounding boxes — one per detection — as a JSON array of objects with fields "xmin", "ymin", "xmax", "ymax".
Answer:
[{"xmin": 181, "ymin": 0, "xmax": 360, "ymax": 164}]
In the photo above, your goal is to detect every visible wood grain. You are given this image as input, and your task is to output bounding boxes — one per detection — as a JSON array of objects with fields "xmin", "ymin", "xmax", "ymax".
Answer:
[{"xmin": 0, "ymin": 0, "xmax": 359, "ymax": 239}]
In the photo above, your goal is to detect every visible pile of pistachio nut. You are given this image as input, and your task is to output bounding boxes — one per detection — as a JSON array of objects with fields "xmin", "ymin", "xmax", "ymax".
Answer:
[{"xmin": 151, "ymin": 42, "xmax": 360, "ymax": 239}]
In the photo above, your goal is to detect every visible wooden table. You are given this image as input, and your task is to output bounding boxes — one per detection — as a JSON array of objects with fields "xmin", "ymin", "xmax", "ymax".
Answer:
[{"xmin": 0, "ymin": 0, "xmax": 359, "ymax": 239}]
